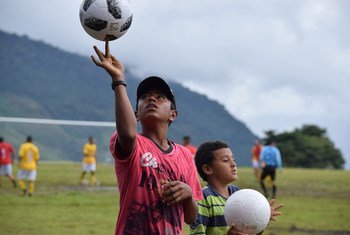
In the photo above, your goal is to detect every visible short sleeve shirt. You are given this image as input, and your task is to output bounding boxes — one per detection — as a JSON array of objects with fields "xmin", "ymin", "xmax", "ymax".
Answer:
[
  {"xmin": 19, "ymin": 143, "xmax": 40, "ymax": 170},
  {"xmin": 251, "ymin": 144, "xmax": 262, "ymax": 161},
  {"xmin": 190, "ymin": 184, "xmax": 240, "ymax": 234},
  {"xmin": 83, "ymin": 143, "xmax": 97, "ymax": 164},
  {"xmin": 110, "ymin": 132, "xmax": 203, "ymax": 235},
  {"xmin": 184, "ymin": 144, "xmax": 197, "ymax": 158},
  {"xmin": 0, "ymin": 142, "xmax": 15, "ymax": 165}
]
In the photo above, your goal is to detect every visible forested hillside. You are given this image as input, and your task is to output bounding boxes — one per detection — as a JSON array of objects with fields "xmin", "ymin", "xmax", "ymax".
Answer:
[{"xmin": 0, "ymin": 30, "xmax": 257, "ymax": 165}]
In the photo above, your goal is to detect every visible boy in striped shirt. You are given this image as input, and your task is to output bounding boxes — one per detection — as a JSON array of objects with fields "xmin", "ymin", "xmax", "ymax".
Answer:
[{"xmin": 190, "ymin": 141, "xmax": 283, "ymax": 235}]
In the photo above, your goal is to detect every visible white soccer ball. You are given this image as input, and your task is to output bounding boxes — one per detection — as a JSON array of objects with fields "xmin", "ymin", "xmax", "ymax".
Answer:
[
  {"xmin": 79, "ymin": 0, "xmax": 133, "ymax": 41},
  {"xmin": 224, "ymin": 189, "xmax": 271, "ymax": 234}
]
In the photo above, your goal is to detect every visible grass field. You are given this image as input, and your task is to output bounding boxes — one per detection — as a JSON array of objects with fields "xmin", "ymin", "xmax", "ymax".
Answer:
[{"xmin": 0, "ymin": 162, "xmax": 349, "ymax": 235}]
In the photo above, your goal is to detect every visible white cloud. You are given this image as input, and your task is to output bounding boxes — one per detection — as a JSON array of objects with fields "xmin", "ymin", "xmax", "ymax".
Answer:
[{"xmin": 1, "ymin": 0, "xmax": 349, "ymax": 168}]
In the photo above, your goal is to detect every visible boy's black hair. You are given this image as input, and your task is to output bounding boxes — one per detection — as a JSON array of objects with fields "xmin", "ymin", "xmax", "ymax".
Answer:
[
  {"xmin": 136, "ymin": 76, "xmax": 176, "ymax": 111},
  {"xmin": 195, "ymin": 141, "xmax": 229, "ymax": 182},
  {"xmin": 135, "ymin": 76, "xmax": 177, "ymax": 126}
]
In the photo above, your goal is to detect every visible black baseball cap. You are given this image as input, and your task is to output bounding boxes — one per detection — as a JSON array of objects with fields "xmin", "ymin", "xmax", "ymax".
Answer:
[{"xmin": 136, "ymin": 76, "xmax": 176, "ymax": 110}]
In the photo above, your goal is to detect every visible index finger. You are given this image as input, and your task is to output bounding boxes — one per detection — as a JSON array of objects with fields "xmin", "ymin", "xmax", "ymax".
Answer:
[
  {"xmin": 273, "ymin": 203, "xmax": 284, "ymax": 210},
  {"xmin": 93, "ymin": 45, "xmax": 105, "ymax": 61},
  {"xmin": 105, "ymin": 40, "xmax": 110, "ymax": 57},
  {"xmin": 162, "ymin": 181, "xmax": 179, "ymax": 189}
]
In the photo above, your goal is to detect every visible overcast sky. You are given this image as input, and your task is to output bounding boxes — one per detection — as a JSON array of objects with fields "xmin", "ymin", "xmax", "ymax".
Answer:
[{"xmin": 1, "ymin": 0, "xmax": 349, "ymax": 169}]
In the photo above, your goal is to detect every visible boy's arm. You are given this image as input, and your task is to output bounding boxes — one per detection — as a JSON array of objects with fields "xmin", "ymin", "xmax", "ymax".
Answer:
[
  {"xmin": 83, "ymin": 145, "xmax": 87, "ymax": 156},
  {"xmin": 189, "ymin": 200, "xmax": 208, "ymax": 234},
  {"xmin": 276, "ymin": 149, "xmax": 282, "ymax": 170},
  {"xmin": 91, "ymin": 41, "xmax": 137, "ymax": 156},
  {"xmin": 183, "ymin": 196, "xmax": 198, "ymax": 224},
  {"xmin": 259, "ymin": 148, "xmax": 266, "ymax": 167}
]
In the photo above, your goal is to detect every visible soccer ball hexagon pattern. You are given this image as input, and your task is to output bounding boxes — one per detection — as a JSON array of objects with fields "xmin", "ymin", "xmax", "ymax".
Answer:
[
  {"xmin": 79, "ymin": 0, "xmax": 133, "ymax": 41},
  {"xmin": 224, "ymin": 189, "xmax": 271, "ymax": 234}
]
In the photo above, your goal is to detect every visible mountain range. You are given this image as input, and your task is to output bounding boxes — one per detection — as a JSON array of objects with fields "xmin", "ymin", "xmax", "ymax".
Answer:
[{"xmin": 0, "ymin": 30, "xmax": 257, "ymax": 166}]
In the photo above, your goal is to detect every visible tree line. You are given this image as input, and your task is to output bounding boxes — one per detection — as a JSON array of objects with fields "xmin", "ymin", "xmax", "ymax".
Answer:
[{"xmin": 262, "ymin": 124, "xmax": 345, "ymax": 169}]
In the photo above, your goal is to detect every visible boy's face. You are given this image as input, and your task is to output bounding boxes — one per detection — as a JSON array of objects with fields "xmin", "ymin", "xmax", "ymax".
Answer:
[
  {"xmin": 136, "ymin": 90, "xmax": 177, "ymax": 126},
  {"xmin": 183, "ymin": 138, "xmax": 190, "ymax": 145},
  {"xmin": 208, "ymin": 148, "xmax": 238, "ymax": 183}
]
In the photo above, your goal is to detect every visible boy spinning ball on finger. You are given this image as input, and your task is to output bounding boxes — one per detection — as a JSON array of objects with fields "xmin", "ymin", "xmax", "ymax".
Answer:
[{"xmin": 91, "ymin": 41, "xmax": 203, "ymax": 234}]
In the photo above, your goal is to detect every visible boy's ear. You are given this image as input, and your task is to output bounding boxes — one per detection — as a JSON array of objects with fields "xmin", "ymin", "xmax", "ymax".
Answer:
[
  {"xmin": 202, "ymin": 164, "xmax": 212, "ymax": 176},
  {"xmin": 134, "ymin": 110, "xmax": 139, "ymax": 121},
  {"xmin": 168, "ymin": 109, "xmax": 178, "ymax": 122}
]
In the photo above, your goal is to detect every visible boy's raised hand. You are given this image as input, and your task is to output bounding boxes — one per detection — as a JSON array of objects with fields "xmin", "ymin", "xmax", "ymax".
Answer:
[
  {"xmin": 91, "ymin": 41, "xmax": 125, "ymax": 79},
  {"xmin": 269, "ymin": 199, "xmax": 284, "ymax": 221},
  {"xmin": 159, "ymin": 179, "xmax": 193, "ymax": 205}
]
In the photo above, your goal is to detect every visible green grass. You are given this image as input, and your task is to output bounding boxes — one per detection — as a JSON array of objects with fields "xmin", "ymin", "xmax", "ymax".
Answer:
[
  {"xmin": 0, "ymin": 162, "xmax": 117, "ymax": 235},
  {"xmin": 0, "ymin": 163, "xmax": 349, "ymax": 235},
  {"xmin": 235, "ymin": 168, "xmax": 350, "ymax": 235}
]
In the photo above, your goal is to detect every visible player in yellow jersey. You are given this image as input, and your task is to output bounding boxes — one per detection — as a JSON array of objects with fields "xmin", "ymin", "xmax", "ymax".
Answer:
[
  {"xmin": 18, "ymin": 136, "xmax": 40, "ymax": 197},
  {"xmin": 79, "ymin": 137, "xmax": 97, "ymax": 186}
]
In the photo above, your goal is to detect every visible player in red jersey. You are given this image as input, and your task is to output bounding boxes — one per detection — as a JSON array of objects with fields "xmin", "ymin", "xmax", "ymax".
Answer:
[
  {"xmin": 251, "ymin": 139, "xmax": 262, "ymax": 181},
  {"xmin": 183, "ymin": 136, "xmax": 197, "ymax": 158},
  {"xmin": 0, "ymin": 136, "xmax": 17, "ymax": 188}
]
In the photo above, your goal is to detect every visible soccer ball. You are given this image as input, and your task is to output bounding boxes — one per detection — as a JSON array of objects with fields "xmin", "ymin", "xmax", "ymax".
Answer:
[
  {"xmin": 79, "ymin": 0, "xmax": 133, "ymax": 41},
  {"xmin": 224, "ymin": 189, "xmax": 271, "ymax": 234}
]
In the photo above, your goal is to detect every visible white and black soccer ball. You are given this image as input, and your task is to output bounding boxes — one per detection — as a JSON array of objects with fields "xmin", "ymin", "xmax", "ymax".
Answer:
[
  {"xmin": 224, "ymin": 189, "xmax": 271, "ymax": 234},
  {"xmin": 79, "ymin": 0, "xmax": 133, "ymax": 41}
]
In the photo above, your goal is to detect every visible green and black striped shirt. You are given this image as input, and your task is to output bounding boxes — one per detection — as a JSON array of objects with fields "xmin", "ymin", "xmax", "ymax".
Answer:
[{"xmin": 190, "ymin": 184, "xmax": 240, "ymax": 234}]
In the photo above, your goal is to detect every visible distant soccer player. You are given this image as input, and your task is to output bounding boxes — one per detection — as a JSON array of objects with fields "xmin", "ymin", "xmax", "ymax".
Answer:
[
  {"xmin": 183, "ymin": 136, "xmax": 197, "ymax": 158},
  {"xmin": 0, "ymin": 136, "xmax": 17, "ymax": 188},
  {"xmin": 251, "ymin": 139, "xmax": 262, "ymax": 181},
  {"xmin": 260, "ymin": 139, "xmax": 282, "ymax": 199},
  {"xmin": 18, "ymin": 136, "xmax": 40, "ymax": 197},
  {"xmin": 79, "ymin": 136, "xmax": 97, "ymax": 186}
]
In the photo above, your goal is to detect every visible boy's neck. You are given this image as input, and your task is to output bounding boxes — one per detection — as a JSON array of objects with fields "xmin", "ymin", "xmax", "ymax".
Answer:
[
  {"xmin": 207, "ymin": 179, "xmax": 230, "ymax": 198},
  {"xmin": 141, "ymin": 132, "xmax": 170, "ymax": 150}
]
